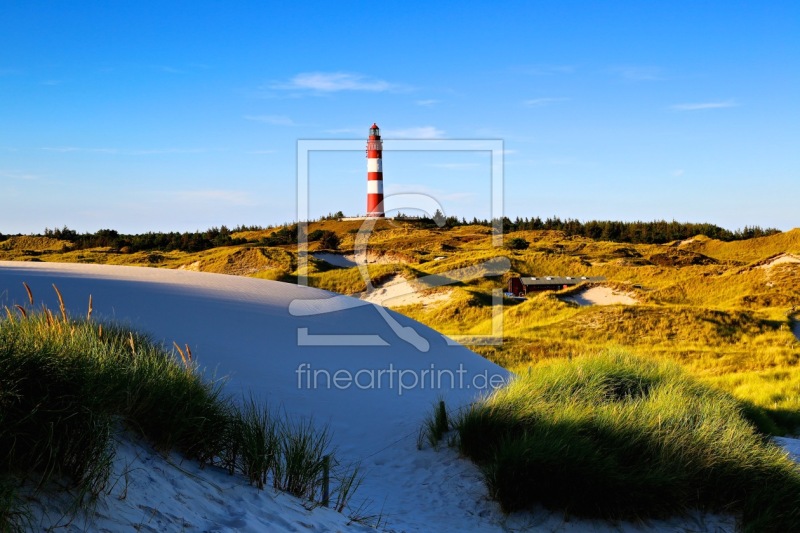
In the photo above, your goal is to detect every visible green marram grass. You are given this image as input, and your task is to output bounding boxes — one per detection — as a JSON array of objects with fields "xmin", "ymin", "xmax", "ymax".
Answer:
[
  {"xmin": 0, "ymin": 293, "xmax": 360, "ymax": 531},
  {"xmin": 451, "ymin": 350, "xmax": 800, "ymax": 532}
]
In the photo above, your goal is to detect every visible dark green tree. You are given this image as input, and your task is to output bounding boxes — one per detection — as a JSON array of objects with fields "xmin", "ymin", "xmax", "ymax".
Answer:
[
  {"xmin": 318, "ymin": 230, "xmax": 340, "ymax": 250},
  {"xmin": 506, "ymin": 237, "xmax": 530, "ymax": 250}
]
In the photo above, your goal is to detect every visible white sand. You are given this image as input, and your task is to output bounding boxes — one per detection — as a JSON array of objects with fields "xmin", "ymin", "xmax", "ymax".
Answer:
[
  {"xmin": 560, "ymin": 285, "xmax": 638, "ymax": 306},
  {"xmin": 3, "ymin": 261, "xmax": 794, "ymax": 532},
  {"xmin": 312, "ymin": 252, "xmax": 410, "ymax": 268},
  {"xmin": 312, "ymin": 252, "xmax": 357, "ymax": 268},
  {"xmin": 360, "ymin": 274, "xmax": 452, "ymax": 307},
  {"xmin": 758, "ymin": 253, "xmax": 800, "ymax": 269}
]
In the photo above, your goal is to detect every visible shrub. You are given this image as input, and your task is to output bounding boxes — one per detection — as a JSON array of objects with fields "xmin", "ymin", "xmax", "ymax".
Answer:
[
  {"xmin": 318, "ymin": 231, "xmax": 341, "ymax": 251},
  {"xmin": 505, "ymin": 237, "xmax": 529, "ymax": 250},
  {"xmin": 307, "ymin": 229, "xmax": 325, "ymax": 242}
]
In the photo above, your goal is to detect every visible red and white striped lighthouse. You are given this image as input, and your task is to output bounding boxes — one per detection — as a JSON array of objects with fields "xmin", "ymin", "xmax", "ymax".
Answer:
[{"xmin": 366, "ymin": 123, "xmax": 385, "ymax": 217}]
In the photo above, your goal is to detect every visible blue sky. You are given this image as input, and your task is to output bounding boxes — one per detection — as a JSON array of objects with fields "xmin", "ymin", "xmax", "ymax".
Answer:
[{"xmin": 1, "ymin": 1, "xmax": 798, "ymax": 233}]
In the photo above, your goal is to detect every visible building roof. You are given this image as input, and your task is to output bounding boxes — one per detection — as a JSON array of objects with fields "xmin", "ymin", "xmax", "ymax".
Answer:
[{"xmin": 518, "ymin": 276, "xmax": 606, "ymax": 286}]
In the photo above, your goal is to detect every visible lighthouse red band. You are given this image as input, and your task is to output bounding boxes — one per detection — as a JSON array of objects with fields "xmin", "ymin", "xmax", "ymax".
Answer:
[{"xmin": 366, "ymin": 123, "xmax": 385, "ymax": 217}]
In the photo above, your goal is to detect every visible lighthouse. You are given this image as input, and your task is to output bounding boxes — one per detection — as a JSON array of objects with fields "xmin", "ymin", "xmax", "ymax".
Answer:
[{"xmin": 366, "ymin": 123, "xmax": 385, "ymax": 217}]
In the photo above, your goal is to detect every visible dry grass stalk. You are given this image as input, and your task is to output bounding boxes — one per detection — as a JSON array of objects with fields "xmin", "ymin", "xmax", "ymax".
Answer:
[
  {"xmin": 22, "ymin": 281, "xmax": 33, "ymax": 306},
  {"xmin": 128, "ymin": 332, "xmax": 136, "ymax": 356},
  {"xmin": 4, "ymin": 306, "xmax": 15, "ymax": 320},
  {"xmin": 172, "ymin": 342, "xmax": 192, "ymax": 369},
  {"xmin": 87, "ymin": 294, "xmax": 93, "ymax": 321},
  {"xmin": 173, "ymin": 341, "xmax": 187, "ymax": 365},
  {"xmin": 52, "ymin": 284, "xmax": 67, "ymax": 321},
  {"xmin": 14, "ymin": 305, "xmax": 27, "ymax": 319}
]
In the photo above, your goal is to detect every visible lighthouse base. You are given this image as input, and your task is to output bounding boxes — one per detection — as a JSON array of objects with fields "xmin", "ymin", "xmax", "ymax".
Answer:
[{"xmin": 338, "ymin": 215, "xmax": 390, "ymax": 221}]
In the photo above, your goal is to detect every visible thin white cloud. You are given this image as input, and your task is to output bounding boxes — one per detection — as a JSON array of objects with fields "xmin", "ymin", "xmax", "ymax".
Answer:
[
  {"xmin": 271, "ymin": 72, "xmax": 400, "ymax": 92},
  {"xmin": 415, "ymin": 99, "xmax": 440, "ymax": 106},
  {"xmin": 672, "ymin": 169, "xmax": 685, "ymax": 177},
  {"xmin": 523, "ymin": 97, "xmax": 569, "ymax": 107},
  {"xmin": 244, "ymin": 114, "xmax": 297, "ymax": 126},
  {"xmin": 384, "ymin": 126, "xmax": 445, "ymax": 139},
  {"xmin": 671, "ymin": 99, "xmax": 739, "ymax": 111}
]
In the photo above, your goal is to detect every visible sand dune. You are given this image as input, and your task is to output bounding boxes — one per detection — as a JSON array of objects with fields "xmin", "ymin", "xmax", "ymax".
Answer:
[
  {"xmin": 560, "ymin": 286, "xmax": 638, "ymax": 306},
  {"xmin": 1, "ymin": 262, "xmax": 788, "ymax": 532}
]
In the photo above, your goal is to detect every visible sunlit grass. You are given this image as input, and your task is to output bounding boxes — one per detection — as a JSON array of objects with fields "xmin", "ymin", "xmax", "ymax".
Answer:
[{"xmin": 446, "ymin": 350, "xmax": 800, "ymax": 531}]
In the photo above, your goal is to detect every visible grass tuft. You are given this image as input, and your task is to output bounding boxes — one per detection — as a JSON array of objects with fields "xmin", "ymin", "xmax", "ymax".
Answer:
[
  {"xmin": 454, "ymin": 350, "xmax": 800, "ymax": 531},
  {"xmin": 0, "ymin": 290, "xmax": 361, "ymax": 529},
  {"xmin": 273, "ymin": 417, "xmax": 331, "ymax": 500}
]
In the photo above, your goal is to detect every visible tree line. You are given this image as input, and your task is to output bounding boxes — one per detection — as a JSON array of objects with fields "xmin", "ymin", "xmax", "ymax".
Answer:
[
  {"xmin": 493, "ymin": 217, "xmax": 780, "ymax": 244},
  {"xmin": 400, "ymin": 212, "xmax": 780, "ymax": 244},
  {"xmin": 39, "ymin": 226, "xmax": 248, "ymax": 253},
  {"xmin": 0, "ymin": 217, "xmax": 782, "ymax": 252}
]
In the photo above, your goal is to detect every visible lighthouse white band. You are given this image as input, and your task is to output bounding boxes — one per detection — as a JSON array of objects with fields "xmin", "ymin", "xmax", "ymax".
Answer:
[
  {"xmin": 367, "ymin": 180, "xmax": 384, "ymax": 194},
  {"xmin": 367, "ymin": 158, "xmax": 382, "ymax": 173}
]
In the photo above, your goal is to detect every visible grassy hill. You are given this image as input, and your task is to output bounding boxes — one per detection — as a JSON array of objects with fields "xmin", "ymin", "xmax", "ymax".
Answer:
[{"xmin": 3, "ymin": 221, "xmax": 799, "ymax": 431}]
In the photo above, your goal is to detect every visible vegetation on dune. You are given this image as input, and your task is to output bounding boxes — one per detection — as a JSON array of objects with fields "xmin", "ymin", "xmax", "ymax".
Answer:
[
  {"xmin": 435, "ymin": 351, "xmax": 800, "ymax": 531},
  {"xmin": 0, "ymin": 287, "xmax": 360, "ymax": 531},
  {"xmin": 3, "ymin": 220, "xmax": 798, "ymax": 425},
  {"xmin": 3, "ymin": 219, "xmax": 800, "ymax": 528}
]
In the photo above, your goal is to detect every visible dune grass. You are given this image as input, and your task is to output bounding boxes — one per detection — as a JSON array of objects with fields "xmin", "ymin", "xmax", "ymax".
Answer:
[
  {"xmin": 0, "ymin": 287, "xmax": 360, "ymax": 531},
  {"xmin": 445, "ymin": 350, "xmax": 800, "ymax": 531}
]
